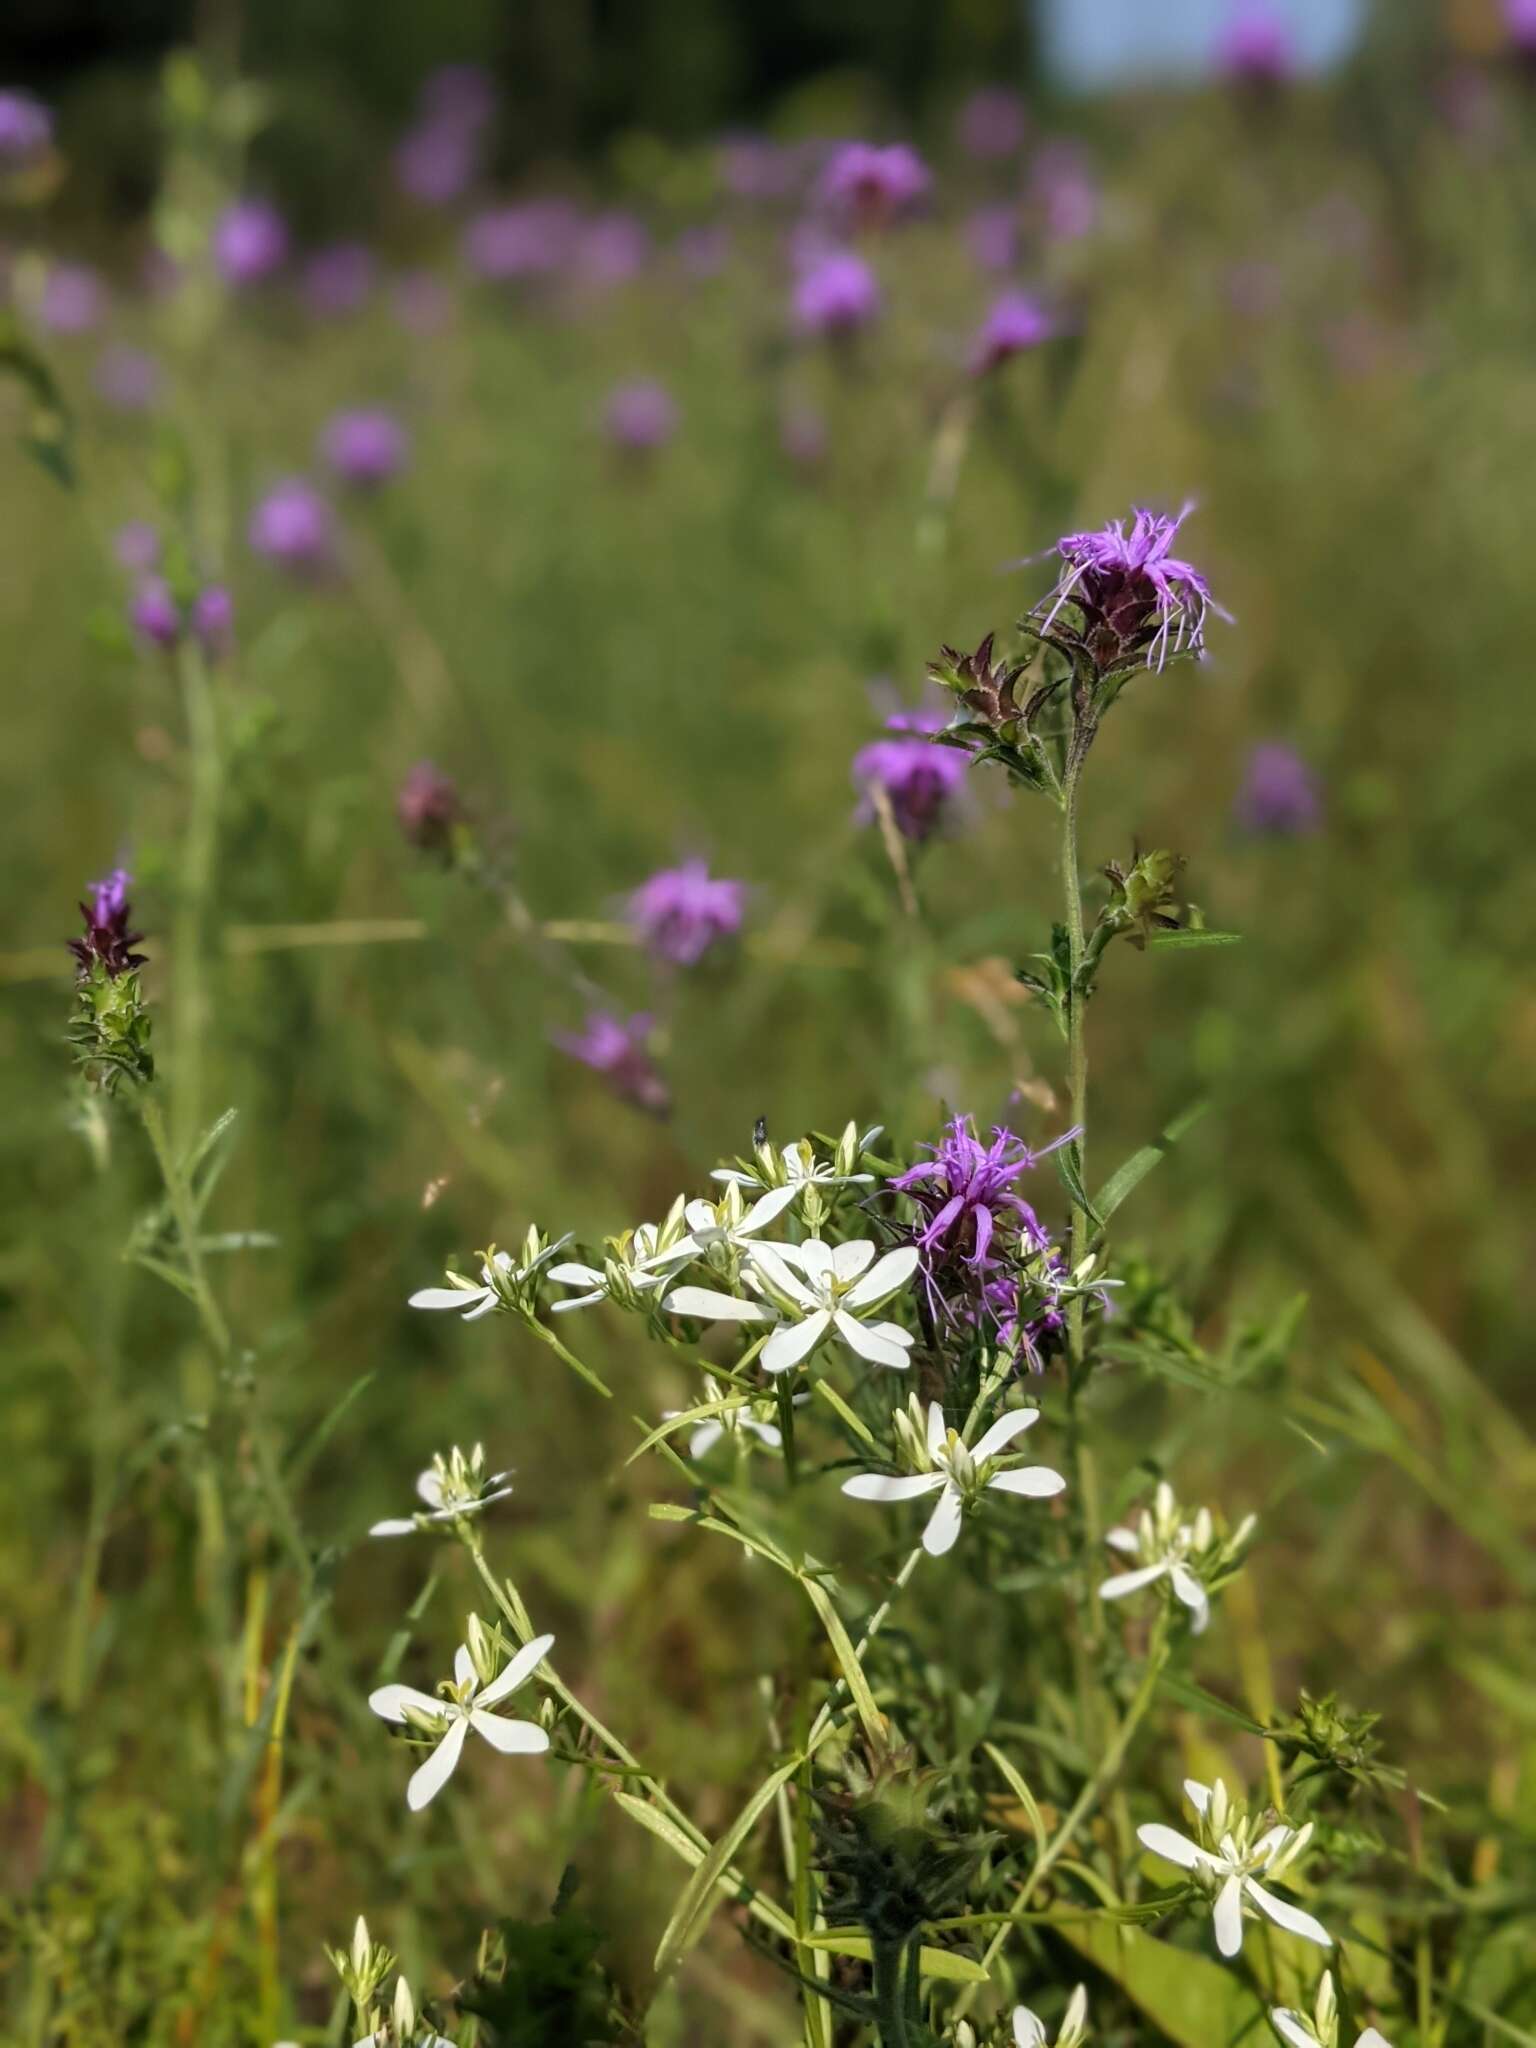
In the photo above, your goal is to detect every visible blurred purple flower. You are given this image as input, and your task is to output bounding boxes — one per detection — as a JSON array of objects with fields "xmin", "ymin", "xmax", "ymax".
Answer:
[
  {"xmin": 604, "ymin": 379, "xmax": 678, "ymax": 452},
  {"xmin": 396, "ymin": 760, "xmax": 462, "ymax": 853},
  {"xmin": 248, "ymin": 479, "xmax": 334, "ymax": 572},
  {"xmin": 321, "ymin": 407, "xmax": 409, "ymax": 489},
  {"xmin": 1234, "ymin": 742, "xmax": 1321, "ymax": 836},
  {"xmin": 0, "ymin": 88, "xmax": 51, "ymax": 167},
  {"xmin": 579, "ymin": 211, "xmax": 650, "ymax": 287},
  {"xmin": 70, "ymin": 868, "xmax": 146, "ymax": 981},
  {"xmin": 1217, "ymin": 4, "xmax": 1297, "ymax": 86},
  {"xmin": 463, "ymin": 201, "xmax": 575, "ymax": 282},
  {"xmin": 1036, "ymin": 505, "xmax": 1221, "ymax": 672},
  {"xmin": 822, "ymin": 141, "xmax": 931, "ymax": 227},
  {"xmin": 793, "ymin": 250, "xmax": 881, "ymax": 337},
  {"xmin": 38, "ymin": 264, "xmax": 104, "ymax": 335},
  {"xmin": 394, "ymin": 123, "xmax": 477, "ymax": 207},
  {"xmin": 213, "ymin": 200, "xmax": 288, "ymax": 286},
  {"xmin": 392, "ymin": 269, "xmax": 454, "ymax": 334},
  {"xmin": 130, "ymin": 578, "xmax": 181, "ymax": 649},
  {"xmin": 302, "ymin": 242, "xmax": 375, "ymax": 318},
  {"xmin": 114, "ymin": 522, "xmax": 160, "ymax": 573},
  {"xmin": 966, "ymin": 204, "xmax": 1019, "ymax": 274},
  {"xmin": 971, "ymin": 290, "xmax": 1053, "ymax": 375},
  {"xmin": 94, "ymin": 344, "xmax": 161, "ymax": 412},
  {"xmin": 1507, "ymin": 0, "xmax": 1536, "ymax": 52},
  {"xmin": 627, "ymin": 859, "xmax": 746, "ymax": 967},
  {"xmin": 553, "ymin": 1011, "xmax": 670, "ymax": 1117},
  {"xmin": 957, "ymin": 86, "xmax": 1027, "ymax": 161},
  {"xmin": 1032, "ymin": 143, "xmax": 1099, "ymax": 243},
  {"xmin": 191, "ymin": 585, "xmax": 234, "ymax": 659},
  {"xmin": 853, "ymin": 711, "xmax": 968, "ymax": 842}
]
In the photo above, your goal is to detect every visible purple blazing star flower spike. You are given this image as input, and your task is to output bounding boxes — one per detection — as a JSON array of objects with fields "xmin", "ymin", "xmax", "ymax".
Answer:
[
  {"xmin": 971, "ymin": 290, "xmax": 1053, "ymax": 376},
  {"xmin": 605, "ymin": 380, "xmax": 678, "ymax": 452},
  {"xmin": 822, "ymin": 142, "xmax": 931, "ymax": 227},
  {"xmin": 302, "ymin": 243, "xmax": 375, "ymax": 318},
  {"xmin": 957, "ymin": 87, "xmax": 1027, "ymax": 161},
  {"xmin": 248, "ymin": 479, "xmax": 334, "ymax": 572},
  {"xmin": 853, "ymin": 711, "xmax": 968, "ymax": 843},
  {"xmin": 794, "ymin": 250, "xmax": 881, "ymax": 337},
  {"xmin": 1234, "ymin": 741, "xmax": 1321, "ymax": 836},
  {"xmin": 627, "ymin": 859, "xmax": 746, "ymax": 967},
  {"xmin": 1036, "ymin": 503, "xmax": 1223, "ymax": 674},
  {"xmin": 1217, "ymin": 4, "xmax": 1297, "ymax": 85},
  {"xmin": 396, "ymin": 760, "xmax": 462, "ymax": 854},
  {"xmin": 0, "ymin": 88, "xmax": 52, "ymax": 168},
  {"xmin": 130, "ymin": 578, "xmax": 181, "ymax": 649},
  {"xmin": 38, "ymin": 264, "xmax": 104, "ymax": 336},
  {"xmin": 213, "ymin": 199, "xmax": 289, "ymax": 286},
  {"xmin": 553, "ymin": 1011, "xmax": 670, "ymax": 1118},
  {"xmin": 94, "ymin": 344, "xmax": 162, "ymax": 413},
  {"xmin": 321, "ymin": 408, "xmax": 409, "ymax": 489},
  {"xmin": 70, "ymin": 869, "xmax": 147, "ymax": 980}
]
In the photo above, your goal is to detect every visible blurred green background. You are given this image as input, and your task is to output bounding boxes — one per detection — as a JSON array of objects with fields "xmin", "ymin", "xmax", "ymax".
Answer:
[{"xmin": 2, "ymin": 0, "xmax": 1535, "ymax": 2041}]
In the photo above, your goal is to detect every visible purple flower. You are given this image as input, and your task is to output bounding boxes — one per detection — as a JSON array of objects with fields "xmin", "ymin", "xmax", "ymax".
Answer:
[
  {"xmin": 0, "ymin": 88, "xmax": 52, "ymax": 168},
  {"xmin": 396, "ymin": 760, "xmax": 462, "ymax": 853},
  {"xmin": 93, "ymin": 344, "xmax": 162, "ymax": 412},
  {"xmin": 114, "ymin": 521, "xmax": 160, "ymax": 573},
  {"xmin": 1234, "ymin": 741, "xmax": 1321, "ymax": 836},
  {"xmin": 853, "ymin": 711, "xmax": 969, "ymax": 842},
  {"xmin": 321, "ymin": 407, "xmax": 409, "ymax": 489},
  {"xmin": 302, "ymin": 242, "xmax": 375, "ymax": 318},
  {"xmin": 394, "ymin": 122, "xmax": 477, "ymax": 206},
  {"xmin": 1216, "ymin": 4, "xmax": 1297, "ymax": 86},
  {"xmin": 38, "ymin": 264, "xmax": 104, "ymax": 335},
  {"xmin": 1035, "ymin": 504, "xmax": 1222, "ymax": 674},
  {"xmin": 130, "ymin": 578, "xmax": 181, "ymax": 649},
  {"xmin": 248, "ymin": 479, "xmax": 334, "ymax": 572},
  {"xmin": 793, "ymin": 250, "xmax": 881, "ymax": 337},
  {"xmin": 213, "ymin": 200, "xmax": 288, "ymax": 286},
  {"xmin": 70, "ymin": 869, "xmax": 146, "ymax": 981},
  {"xmin": 956, "ymin": 87, "xmax": 1027, "ymax": 161},
  {"xmin": 392, "ymin": 269, "xmax": 454, "ymax": 334},
  {"xmin": 1031, "ymin": 143, "xmax": 1099, "ymax": 244},
  {"xmin": 966, "ymin": 204, "xmax": 1019, "ymax": 274},
  {"xmin": 822, "ymin": 141, "xmax": 931, "ymax": 227},
  {"xmin": 191, "ymin": 585, "xmax": 234, "ymax": 659},
  {"xmin": 971, "ymin": 290, "xmax": 1053, "ymax": 376},
  {"xmin": 604, "ymin": 379, "xmax": 678, "ymax": 452},
  {"xmin": 1507, "ymin": 0, "xmax": 1536, "ymax": 50},
  {"xmin": 627, "ymin": 859, "xmax": 746, "ymax": 967},
  {"xmin": 462, "ymin": 201, "xmax": 576, "ymax": 282},
  {"xmin": 578, "ymin": 211, "xmax": 650, "ymax": 287},
  {"xmin": 553, "ymin": 1011, "xmax": 670, "ymax": 1117}
]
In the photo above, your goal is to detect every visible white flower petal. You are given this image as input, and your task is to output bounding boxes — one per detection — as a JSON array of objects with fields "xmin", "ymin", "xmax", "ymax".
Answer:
[
  {"xmin": 461, "ymin": 1292, "xmax": 502, "ymax": 1321},
  {"xmin": 747, "ymin": 1242, "xmax": 820, "ymax": 1309},
  {"xmin": 369, "ymin": 1517, "xmax": 421, "ymax": 1537},
  {"xmin": 475, "ymin": 1631, "xmax": 555, "ymax": 1709},
  {"xmin": 988, "ymin": 1465, "xmax": 1067, "ymax": 1498},
  {"xmin": 1269, "ymin": 2011, "xmax": 1316, "ymax": 2048},
  {"xmin": 792, "ymin": 1239, "xmax": 836, "ymax": 1284},
  {"xmin": 1245, "ymin": 1880, "xmax": 1332, "ymax": 1949},
  {"xmin": 470, "ymin": 1711, "xmax": 551, "ymax": 1755},
  {"xmin": 416, "ymin": 1470, "xmax": 445, "ymax": 1507},
  {"xmin": 842, "ymin": 1245, "xmax": 920, "ymax": 1309},
  {"xmin": 1013, "ymin": 2009, "xmax": 1047, "ymax": 2048},
  {"xmin": 368, "ymin": 1683, "xmax": 445, "ymax": 1724},
  {"xmin": 550, "ymin": 1291, "xmax": 604, "ymax": 1313},
  {"xmin": 1214, "ymin": 1872, "xmax": 1246, "ymax": 1957},
  {"xmin": 408, "ymin": 1286, "xmax": 485, "ymax": 1312},
  {"xmin": 926, "ymin": 1401, "xmax": 946, "ymax": 1457},
  {"xmin": 1183, "ymin": 1778, "xmax": 1214, "ymax": 1816},
  {"xmin": 547, "ymin": 1262, "xmax": 605, "ymax": 1287},
  {"xmin": 1169, "ymin": 1564, "xmax": 1209, "ymax": 1625},
  {"xmin": 664, "ymin": 1285, "xmax": 772, "ymax": 1323},
  {"xmin": 406, "ymin": 1714, "xmax": 468, "ymax": 1810},
  {"xmin": 842, "ymin": 1473, "xmax": 946, "ymax": 1502},
  {"xmin": 688, "ymin": 1421, "xmax": 725, "ymax": 1459},
  {"xmin": 832, "ymin": 1310, "xmax": 912, "ymax": 1369},
  {"xmin": 1137, "ymin": 1823, "xmax": 1207, "ymax": 1871},
  {"xmin": 1104, "ymin": 1526, "xmax": 1141, "ymax": 1555},
  {"xmin": 971, "ymin": 1406, "xmax": 1041, "ymax": 1463},
  {"xmin": 831, "ymin": 1238, "xmax": 877, "ymax": 1282},
  {"xmin": 922, "ymin": 1485, "xmax": 965, "ymax": 1556},
  {"xmin": 454, "ymin": 1645, "xmax": 474, "ymax": 1689},
  {"xmin": 740, "ymin": 1184, "xmax": 798, "ymax": 1233},
  {"xmin": 1354, "ymin": 2031, "xmax": 1393, "ymax": 2048},
  {"xmin": 1099, "ymin": 1563, "xmax": 1169, "ymax": 1601},
  {"xmin": 762, "ymin": 1308, "xmax": 831, "ymax": 1374},
  {"xmin": 745, "ymin": 1419, "xmax": 783, "ymax": 1447}
]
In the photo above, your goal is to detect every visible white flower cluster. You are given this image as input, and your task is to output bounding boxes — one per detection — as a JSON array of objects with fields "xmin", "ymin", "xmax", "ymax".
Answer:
[
  {"xmin": 368, "ymin": 1616, "xmax": 552, "ymax": 1811},
  {"xmin": 1139, "ymin": 1777, "xmax": 1332, "ymax": 1958},
  {"xmin": 328, "ymin": 1917, "xmax": 453, "ymax": 2048},
  {"xmin": 843, "ymin": 1394, "xmax": 1065, "ymax": 1556},
  {"xmin": 1099, "ymin": 1480, "xmax": 1256, "ymax": 1634},
  {"xmin": 1272, "ymin": 1971, "xmax": 1392, "ymax": 2048}
]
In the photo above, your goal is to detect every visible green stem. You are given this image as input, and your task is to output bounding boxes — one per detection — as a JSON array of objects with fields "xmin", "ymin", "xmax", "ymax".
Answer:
[
  {"xmin": 171, "ymin": 639, "xmax": 222, "ymax": 1152},
  {"xmin": 525, "ymin": 1316, "xmax": 613, "ymax": 1398},
  {"xmin": 870, "ymin": 1935, "xmax": 915, "ymax": 2048},
  {"xmin": 806, "ymin": 1543, "xmax": 925, "ymax": 1752},
  {"xmin": 139, "ymin": 1091, "xmax": 230, "ymax": 1360}
]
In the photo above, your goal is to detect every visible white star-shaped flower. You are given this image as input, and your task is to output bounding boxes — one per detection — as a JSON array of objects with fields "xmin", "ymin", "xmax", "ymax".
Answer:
[
  {"xmin": 1099, "ymin": 1482, "xmax": 1254, "ymax": 1635},
  {"xmin": 408, "ymin": 1230, "xmax": 572, "ymax": 1321},
  {"xmin": 369, "ymin": 1631, "xmax": 553, "ymax": 1811},
  {"xmin": 369, "ymin": 1444, "xmax": 513, "ymax": 1537},
  {"xmin": 712, "ymin": 1122, "xmax": 882, "ymax": 1199},
  {"xmin": 1014, "ymin": 1984, "xmax": 1088, "ymax": 2048},
  {"xmin": 1138, "ymin": 1778, "xmax": 1332, "ymax": 1959},
  {"xmin": 843, "ymin": 1399, "xmax": 1065, "ymax": 1555},
  {"xmin": 666, "ymin": 1238, "xmax": 919, "ymax": 1374},
  {"xmin": 546, "ymin": 1205, "xmax": 693, "ymax": 1312}
]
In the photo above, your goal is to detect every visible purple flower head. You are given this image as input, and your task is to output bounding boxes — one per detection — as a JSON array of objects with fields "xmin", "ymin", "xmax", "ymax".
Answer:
[
  {"xmin": 0, "ymin": 88, "xmax": 52, "ymax": 168},
  {"xmin": 627, "ymin": 859, "xmax": 746, "ymax": 967},
  {"xmin": 94, "ymin": 344, "xmax": 162, "ymax": 413},
  {"xmin": 191, "ymin": 585, "xmax": 234, "ymax": 659},
  {"xmin": 1216, "ymin": 4, "xmax": 1297, "ymax": 86},
  {"xmin": 248, "ymin": 479, "xmax": 334, "ymax": 572},
  {"xmin": 70, "ymin": 868, "xmax": 146, "ymax": 981},
  {"xmin": 1506, "ymin": 0, "xmax": 1536, "ymax": 50},
  {"xmin": 392, "ymin": 269, "xmax": 454, "ymax": 334},
  {"xmin": 604, "ymin": 379, "xmax": 678, "ymax": 453},
  {"xmin": 420, "ymin": 63, "xmax": 498, "ymax": 131},
  {"xmin": 462, "ymin": 201, "xmax": 576, "ymax": 282},
  {"xmin": 1031, "ymin": 143, "xmax": 1099, "ymax": 244},
  {"xmin": 1035, "ymin": 504, "xmax": 1222, "ymax": 675},
  {"xmin": 394, "ymin": 122, "xmax": 477, "ymax": 207},
  {"xmin": 114, "ymin": 521, "xmax": 161, "ymax": 573},
  {"xmin": 971, "ymin": 290, "xmax": 1053, "ymax": 376},
  {"xmin": 957, "ymin": 87, "xmax": 1027, "ymax": 161},
  {"xmin": 302, "ymin": 242, "xmax": 375, "ymax": 318},
  {"xmin": 1234, "ymin": 741, "xmax": 1321, "ymax": 836},
  {"xmin": 396, "ymin": 760, "xmax": 462, "ymax": 854},
  {"xmin": 822, "ymin": 141, "xmax": 931, "ymax": 227},
  {"xmin": 321, "ymin": 407, "xmax": 409, "ymax": 489},
  {"xmin": 213, "ymin": 199, "xmax": 289, "ymax": 286},
  {"xmin": 853, "ymin": 711, "xmax": 969, "ymax": 842},
  {"xmin": 578, "ymin": 211, "xmax": 650, "ymax": 287},
  {"xmin": 553, "ymin": 1010, "xmax": 670, "ymax": 1118},
  {"xmin": 966, "ymin": 204, "xmax": 1019, "ymax": 274},
  {"xmin": 793, "ymin": 250, "xmax": 881, "ymax": 338},
  {"xmin": 130, "ymin": 578, "xmax": 181, "ymax": 649},
  {"xmin": 38, "ymin": 264, "xmax": 104, "ymax": 335}
]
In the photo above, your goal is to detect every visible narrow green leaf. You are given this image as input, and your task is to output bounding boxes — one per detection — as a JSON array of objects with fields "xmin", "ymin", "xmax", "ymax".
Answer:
[
  {"xmin": 1093, "ymin": 1100, "xmax": 1210, "ymax": 1225},
  {"xmin": 1146, "ymin": 929, "xmax": 1243, "ymax": 951},
  {"xmin": 800, "ymin": 1574, "xmax": 886, "ymax": 1749},
  {"xmin": 1054, "ymin": 1144, "xmax": 1104, "ymax": 1232},
  {"xmin": 130, "ymin": 1250, "xmax": 200, "ymax": 1304},
  {"xmin": 626, "ymin": 1394, "xmax": 748, "ymax": 1466},
  {"xmin": 1154, "ymin": 1672, "xmax": 1266, "ymax": 1735},
  {"xmin": 982, "ymin": 1742, "xmax": 1047, "ymax": 1856},
  {"xmin": 653, "ymin": 1758, "xmax": 801, "ymax": 1974},
  {"xmin": 286, "ymin": 1370, "xmax": 377, "ymax": 1486},
  {"xmin": 803, "ymin": 1931, "xmax": 990, "ymax": 1984},
  {"xmin": 0, "ymin": 317, "xmax": 77, "ymax": 487},
  {"xmin": 614, "ymin": 1793, "xmax": 798, "ymax": 1945},
  {"xmin": 812, "ymin": 1375, "xmax": 877, "ymax": 1449}
]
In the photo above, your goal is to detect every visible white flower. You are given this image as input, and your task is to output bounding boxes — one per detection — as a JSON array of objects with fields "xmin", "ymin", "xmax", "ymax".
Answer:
[
  {"xmin": 1270, "ymin": 1970, "xmax": 1392, "ymax": 2048},
  {"xmin": 547, "ymin": 1203, "xmax": 692, "ymax": 1312},
  {"xmin": 369, "ymin": 1628, "xmax": 553, "ymax": 1811},
  {"xmin": 1099, "ymin": 1482, "xmax": 1253, "ymax": 1635},
  {"xmin": 1014, "ymin": 1984, "xmax": 1088, "ymax": 2048},
  {"xmin": 842, "ymin": 1399, "xmax": 1065, "ymax": 1556},
  {"xmin": 1138, "ymin": 1778, "xmax": 1332, "ymax": 1960},
  {"xmin": 664, "ymin": 1237, "xmax": 918, "ymax": 1374},
  {"xmin": 712, "ymin": 1121, "xmax": 882, "ymax": 1199},
  {"xmin": 369, "ymin": 1444, "xmax": 513, "ymax": 1537},
  {"xmin": 666, "ymin": 1183, "xmax": 800, "ymax": 1265},
  {"xmin": 409, "ymin": 1229, "xmax": 571, "ymax": 1321},
  {"xmin": 353, "ymin": 1974, "xmax": 454, "ymax": 2048},
  {"xmin": 663, "ymin": 1372, "xmax": 806, "ymax": 1460}
]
